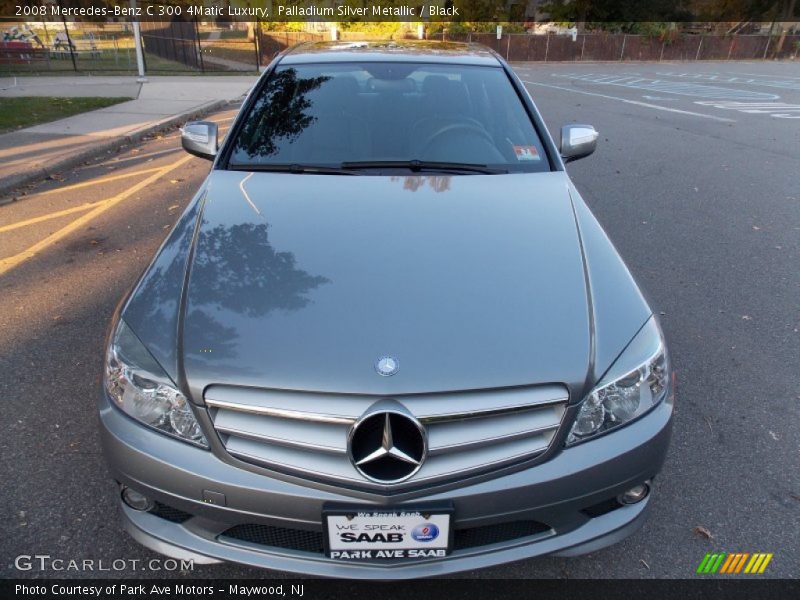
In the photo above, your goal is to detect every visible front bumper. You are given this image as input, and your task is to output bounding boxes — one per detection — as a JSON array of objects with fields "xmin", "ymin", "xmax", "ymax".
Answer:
[{"xmin": 98, "ymin": 392, "xmax": 673, "ymax": 578}]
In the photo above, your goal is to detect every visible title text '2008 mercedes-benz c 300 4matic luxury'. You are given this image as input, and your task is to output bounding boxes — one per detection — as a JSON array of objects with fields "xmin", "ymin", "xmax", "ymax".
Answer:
[{"xmin": 99, "ymin": 41, "xmax": 674, "ymax": 577}]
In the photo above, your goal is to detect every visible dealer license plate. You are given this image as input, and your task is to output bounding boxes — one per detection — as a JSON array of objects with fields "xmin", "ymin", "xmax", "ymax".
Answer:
[{"xmin": 324, "ymin": 507, "xmax": 452, "ymax": 561}]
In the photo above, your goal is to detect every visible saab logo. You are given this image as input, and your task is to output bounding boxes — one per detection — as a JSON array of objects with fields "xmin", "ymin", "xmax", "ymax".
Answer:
[
  {"xmin": 339, "ymin": 532, "xmax": 404, "ymax": 543},
  {"xmin": 411, "ymin": 523, "xmax": 439, "ymax": 542},
  {"xmin": 696, "ymin": 552, "xmax": 773, "ymax": 574}
]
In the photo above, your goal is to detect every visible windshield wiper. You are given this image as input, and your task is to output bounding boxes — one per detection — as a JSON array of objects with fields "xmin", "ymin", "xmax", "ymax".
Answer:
[
  {"xmin": 340, "ymin": 160, "xmax": 507, "ymax": 175},
  {"xmin": 229, "ymin": 163, "xmax": 362, "ymax": 175}
]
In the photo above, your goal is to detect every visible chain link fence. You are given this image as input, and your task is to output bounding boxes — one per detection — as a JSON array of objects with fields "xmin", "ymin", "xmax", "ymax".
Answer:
[
  {"xmin": 2, "ymin": 22, "xmax": 143, "ymax": 73},
  {"xmin": 0, "ymin": 19, "xmax": 328, "ymax": 74},
  {"xmin": 435, "ymin": 31, "xmax": 800, "ymax": 62},
  {"xmin": 2, "ymin": 22, "xmax": 799, "ymax": 75}
]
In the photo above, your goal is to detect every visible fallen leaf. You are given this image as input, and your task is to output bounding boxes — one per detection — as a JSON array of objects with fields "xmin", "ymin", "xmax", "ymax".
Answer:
[{"xmin": 693, "ymin": 526, "xmax": 713, "ymax": 539}]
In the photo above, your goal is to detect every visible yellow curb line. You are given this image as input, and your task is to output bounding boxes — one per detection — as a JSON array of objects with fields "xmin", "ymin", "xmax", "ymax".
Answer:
[{"xmin": 0, "ymin": 155, "xmax": 193, "ymax": 277}]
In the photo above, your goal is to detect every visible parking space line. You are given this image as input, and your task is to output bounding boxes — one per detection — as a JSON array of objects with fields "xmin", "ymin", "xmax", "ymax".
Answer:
[
  {"xmin": 162, "ymin": 124, "xmax": 231, "ymax": 142},
  {"xmin": 25, "ymin": 166, "xmax": 165, "ymax": 199},
  {"xmin": 551, "ymin": 73, "xmax": 779, "ymax": 100},
  {"xmin": 694, "ymin": 100, "xmax": 800, "ymax": 119},
  {"xmin": 98, "ymin": 147, "xmax": 180, "ymax": 166},
  {"xmin": 96, "ymin": 123, "xmax": 232, "ymax": 165},
  {"xmin": 0, "ymin": 154, "xmax": 193, "ymax": 277},
  {"xmin": 728, "ymin": 71, "xmax": 800, "ymax": 81},
  {"xmin": 522, "ymin": 80, "xmax": 736, "ymax": 122},
  {"xmin": 0, "ymin": 200, "xmax": 103, "ymax": 233},
  {"xmin": 656, "ymin": 71, "xmax": 800, "ymax": 92}
]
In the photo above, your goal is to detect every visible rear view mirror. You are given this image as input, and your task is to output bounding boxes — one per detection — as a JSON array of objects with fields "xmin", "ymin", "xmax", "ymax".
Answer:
[
  {"xmin": 560, "ymin": 125, "xmax": 598, "ymax": 163},
  {"xmin": 181, "ymin": 121, "xmax": 218, "ymax": 160}
]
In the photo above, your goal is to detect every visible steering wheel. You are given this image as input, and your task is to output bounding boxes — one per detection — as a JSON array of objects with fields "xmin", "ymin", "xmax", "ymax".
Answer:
[{"xmin": 418, "ymin": 122, "xmax": 496, "ymax": 158}]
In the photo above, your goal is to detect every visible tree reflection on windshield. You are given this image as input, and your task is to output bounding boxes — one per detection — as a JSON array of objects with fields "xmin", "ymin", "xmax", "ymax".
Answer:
[{"xmin": 232, "ymin": 68, "xmax": 330, "ymax": 159}]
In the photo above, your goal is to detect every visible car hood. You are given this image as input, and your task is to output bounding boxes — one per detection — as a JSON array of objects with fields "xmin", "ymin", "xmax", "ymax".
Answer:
[{"xmin": 175, "ymin": 170, "xmax": 592, "ymax": 398}]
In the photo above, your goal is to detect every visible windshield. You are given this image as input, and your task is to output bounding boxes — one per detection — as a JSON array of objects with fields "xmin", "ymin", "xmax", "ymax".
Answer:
[{"xmin": 228, "ymin": 62, "xmax": 550, "ymax": 173}]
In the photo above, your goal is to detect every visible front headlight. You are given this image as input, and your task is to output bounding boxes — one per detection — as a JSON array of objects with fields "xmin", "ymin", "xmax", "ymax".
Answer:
[
  {"xmin": 104, "ymin": 320, "xmax": 208, "ymax": 447},
  {"xmin": 567, "ymin": 317, "xmax": 670, "ymax": 445}
]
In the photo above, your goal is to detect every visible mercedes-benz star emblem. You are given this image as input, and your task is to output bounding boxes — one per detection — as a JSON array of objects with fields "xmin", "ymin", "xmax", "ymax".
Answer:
[
  {"xmin": 348, "ymin": 411, "xmax": 426, "ymax": 483},
  {"xmin": 375, "ymin": 356, "xmax": 399, "ymax": 377}
]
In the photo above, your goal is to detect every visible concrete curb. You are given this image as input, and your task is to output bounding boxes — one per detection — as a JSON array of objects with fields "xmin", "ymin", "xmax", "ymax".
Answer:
[{"xmin": 0, "ymin": 98, "xmax": 227, "ymax": 204}]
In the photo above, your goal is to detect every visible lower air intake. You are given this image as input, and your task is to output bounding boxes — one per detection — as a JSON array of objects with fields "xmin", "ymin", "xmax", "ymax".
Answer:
[
  {"xmin": 149, "ymin": 502, "xmax": 193, "ymax": 524},
  {"xmin": 219, "ymin": 519, "xmax": 552, "ymax": 555},
  {"xmin": 454, "ymin": 520, "xmax": 551, "ymax": 550},
  {"xmin": 221, "ymin": 523, "xmax": 325, "ymax": 554}
]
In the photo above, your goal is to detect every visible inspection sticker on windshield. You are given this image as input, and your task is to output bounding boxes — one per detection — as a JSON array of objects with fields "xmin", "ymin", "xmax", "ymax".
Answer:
[
  {"xmin": 325, "ymin": 509, "xmax": 451, "ymax": 561},
  {"xmin": 513, "ymin": 145, "xmax": 541, "ymax": 161}
]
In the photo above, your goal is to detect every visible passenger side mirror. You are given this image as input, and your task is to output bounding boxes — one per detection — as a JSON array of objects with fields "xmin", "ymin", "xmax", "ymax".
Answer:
[
  {"xmin": 181, "ymin": 121, "xmax": 218, "ymax": 160},
  {"xmin": 560, "ymin": 125, "xmax": 598, "ymax": 163}
]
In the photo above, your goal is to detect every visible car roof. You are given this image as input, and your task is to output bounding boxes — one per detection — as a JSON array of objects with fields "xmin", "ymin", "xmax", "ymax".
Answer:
[{"xmin": 279, "ymin": 40, "xmax": 502, "ymax": 66}]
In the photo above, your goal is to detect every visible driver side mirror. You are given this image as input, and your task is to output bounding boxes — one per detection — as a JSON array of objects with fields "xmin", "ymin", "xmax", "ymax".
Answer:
[
  {"xmin": 560, "ymin": 124, "xmax": 598, "ymax": 163},
  {"xmin": 181, "ymin": 121, "xmax": 218, "ymax": 160}
]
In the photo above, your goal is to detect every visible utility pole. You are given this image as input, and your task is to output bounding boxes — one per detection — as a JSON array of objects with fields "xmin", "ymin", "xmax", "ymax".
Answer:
[
  {"xmin": 55, "ymin": 0, "xmax": 77, "ymax": 71},
  {"xmin": 130, "ymin": 0, "xmax": 147, "ymax": 82},
  {"xmin": 774, "ymin": 0, "xmax": 797, "ymax": 58}
]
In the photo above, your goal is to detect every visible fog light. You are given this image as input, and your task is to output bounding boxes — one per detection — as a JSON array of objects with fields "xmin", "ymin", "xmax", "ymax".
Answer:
[
  {"xmin": 121, "ymin": 486, "xmax": 154, "ymax": 511},
  {"xmin": 618, "ymin": 483, "xmax": 649, "ymax": 505}
]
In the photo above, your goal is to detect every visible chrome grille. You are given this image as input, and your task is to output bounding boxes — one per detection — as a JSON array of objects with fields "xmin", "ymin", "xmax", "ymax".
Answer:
[{"xmin": 205, "ymin": 385, "xmax": 568, "ymax": 489}]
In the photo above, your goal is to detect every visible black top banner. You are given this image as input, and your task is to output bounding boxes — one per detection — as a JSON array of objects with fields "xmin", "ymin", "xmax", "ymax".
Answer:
[{"xmin": 0, "ymin": 0, "xmax": 799, "ymax": 23}]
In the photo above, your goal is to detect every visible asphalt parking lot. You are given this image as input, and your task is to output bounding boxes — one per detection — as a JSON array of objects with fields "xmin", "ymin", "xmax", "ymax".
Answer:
[{"xmin": 1, "ymin": 60, "xmax": 798, "ymax": 579}]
